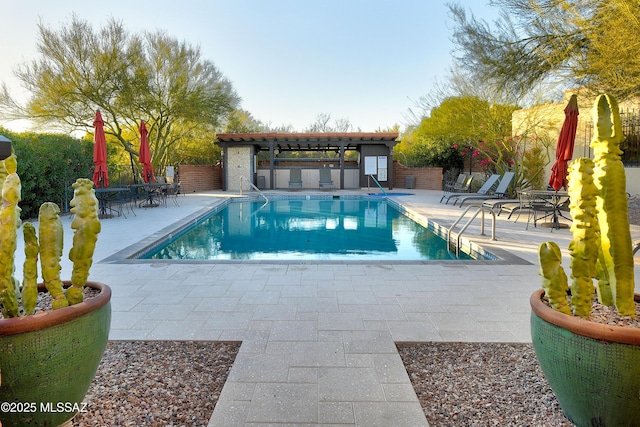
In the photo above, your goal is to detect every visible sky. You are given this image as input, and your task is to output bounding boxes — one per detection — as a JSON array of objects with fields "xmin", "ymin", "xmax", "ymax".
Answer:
[{"xmin": 0, "ymin": 0, "xmax": 498, "ymax": 134}]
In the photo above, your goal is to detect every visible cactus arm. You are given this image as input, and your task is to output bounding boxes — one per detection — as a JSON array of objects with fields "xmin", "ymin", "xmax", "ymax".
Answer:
[
  {"xmin": 566, "ymin": 158, "xmax": 599, "ymax": 317},
  {"xmin": 591, "ymin": 94, "xmax": 635, "ymax": 316},
  {"xmin": 38, "ymin": 202, "xmax": 68, "ymax": 310},
  {"xmin": 66, "ymin": 178, "xmax": 101, "ymax": 305},
  {"xmin": 538, "ymin": 241, "xmax": 572, "ymax": 315},
  {"xmin": 0, "ymin": 165, "xmax": 21, "ymax": 318},
  {"xmin": 21, "ymin": 222, "xmax": 39, "ymax": 315}
]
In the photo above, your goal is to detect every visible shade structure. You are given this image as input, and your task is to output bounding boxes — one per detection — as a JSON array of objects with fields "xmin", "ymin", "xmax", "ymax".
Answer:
[
  {"xmin": 549, "ymin": 94, "xmax": 579, "ymax": 191},
  {"xmin": 139, "ymin": 121, "xmax": 155, "ymax": 183},
  {"xmin": 91, "ymin": 110, "xmax": 109, "ymax": 188}
]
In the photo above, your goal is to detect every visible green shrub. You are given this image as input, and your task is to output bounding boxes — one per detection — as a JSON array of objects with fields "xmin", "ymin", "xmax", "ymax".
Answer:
[{"xmin": 0, "ymin": 128, "xmax": 93, "ymax": 219}]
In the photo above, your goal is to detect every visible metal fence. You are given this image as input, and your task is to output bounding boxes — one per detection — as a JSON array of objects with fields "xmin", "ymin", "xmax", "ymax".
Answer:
[
  {"xmin": 581, "ymin": 110, "xmax": 640, "ymax": 166},
  {"xmin": 620, "ymin": 110, "xmax": 640, "ymax": 166}
]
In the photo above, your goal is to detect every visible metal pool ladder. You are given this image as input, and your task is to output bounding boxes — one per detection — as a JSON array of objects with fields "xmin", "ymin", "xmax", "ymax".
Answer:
[{"xmin": 447, "ymin": 204, "xmax": 496, "ymax": 256}]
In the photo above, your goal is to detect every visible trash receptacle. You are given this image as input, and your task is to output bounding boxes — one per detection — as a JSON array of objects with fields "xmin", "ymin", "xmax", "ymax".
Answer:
[
  {"xmin": 406, "ymin": 176, "xmax": 415, "ymax": 189},
  {"xmin": 257, "ymin": 175, "xmax": 266, "ymax": 189}
]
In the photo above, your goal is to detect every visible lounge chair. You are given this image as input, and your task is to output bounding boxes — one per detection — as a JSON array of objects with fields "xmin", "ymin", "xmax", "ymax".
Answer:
[
  {"xmin": 440, "ymin": 174, "xmax": 473, "ymax": 202},
  {"xmin": 319, "ymin": 168, "xmax": 335, "ymax": 189},
  {"xmin": 289, "ymin": 168, "xmax": 303, "ymax": 190},
  {"xmin": 442, "ymin": 174, "xmax": 500, "ymax": 205},
  {"xmin": 482, "ymin": 197, "xmax": 520, "ymax": 217},
  {"xmin": 483, "ymin": 187, "xmax": 536, "ymax": 221},
  {"xmin": 443, "ymin": 173, "xmax": 468, "ymax": 192},
  {"xmin": 455, "ymin": 171, "xmax": 515, "ymax": 207}
]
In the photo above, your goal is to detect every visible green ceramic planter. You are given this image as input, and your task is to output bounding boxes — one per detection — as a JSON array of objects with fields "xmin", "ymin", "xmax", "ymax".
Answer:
[
  {"xmin": 0, "ymin": 281, "xmax": 111, "ymax": 427},
  {"xmin": 530, "ymin": 289, "xmax": 640, "ymax": 427}
]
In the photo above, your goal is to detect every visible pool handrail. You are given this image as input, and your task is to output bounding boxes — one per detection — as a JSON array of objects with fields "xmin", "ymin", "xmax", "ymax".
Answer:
[
  {"xmin": 369, "ymin": 175, "xmax": 387, "ymax": 198},
  {"xmin": 447, "ymin": 204, "xmax": 496, "ymax": 257},
  {"xmin": 239, "ymin": 176, "xmax": 269, "ymax": 206}
]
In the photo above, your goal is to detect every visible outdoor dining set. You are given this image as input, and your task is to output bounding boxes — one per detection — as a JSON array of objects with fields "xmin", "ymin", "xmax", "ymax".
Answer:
[
  {"xmin": 94, "ymin": 180, "xmax": 181, "ymax": 219},
  {"xmin": 90, "ymin": 109, "xmax": 180, "ymax": 219}
]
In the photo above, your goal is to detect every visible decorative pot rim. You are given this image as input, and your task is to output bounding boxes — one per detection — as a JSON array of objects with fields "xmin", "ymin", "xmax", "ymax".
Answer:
[
  {"xmin": 0, "ymin": 280, "xmax": 111, "ymax": 336},
  {"xmin": 530, "ymin": 289, "xmax": 640, "ymax": 346}
]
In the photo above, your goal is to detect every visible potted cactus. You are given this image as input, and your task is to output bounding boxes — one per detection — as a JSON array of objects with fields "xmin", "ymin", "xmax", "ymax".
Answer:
[
  {"xmin": 0, "ymin": 150, "xmax": 110, "ymax": 427},
  {"xmin": 531, "ymin": 94, "xmax": 639, "ymax": 427}
]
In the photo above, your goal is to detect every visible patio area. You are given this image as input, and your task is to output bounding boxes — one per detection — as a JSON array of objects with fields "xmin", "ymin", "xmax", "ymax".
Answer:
[{"xmin": 19, "ymin": 189, "xmax": 640, "ymax": 426}]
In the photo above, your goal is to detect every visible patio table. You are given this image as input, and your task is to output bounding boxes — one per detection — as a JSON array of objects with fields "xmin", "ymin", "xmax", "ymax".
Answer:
[
  {"xmin": 94, "ymin": 187, "xmax": 130, "ymax": 218},
  {"xmin": 129, "ymin": 183, "xmax": 169, "ymax": 208}
]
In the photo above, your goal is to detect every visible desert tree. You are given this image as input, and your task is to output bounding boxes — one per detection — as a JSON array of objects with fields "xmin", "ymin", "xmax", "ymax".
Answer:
[
  {"xmin": 448, "ymin": 0, "xmax": 640, "ymax": 100},
  {"xmin": 0, "ymin": 16, "xmax": 239, "ymax": 172}
]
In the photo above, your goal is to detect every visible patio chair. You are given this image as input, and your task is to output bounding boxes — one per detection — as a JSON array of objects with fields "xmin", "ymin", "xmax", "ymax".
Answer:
[
  {"xmin": 319, "ymin": 168, "xmax": 335, "ymax": 189},
  {"xmin": 108, "ymin": 187, "xmax": 136, "ymax": 218},
  {"xmin": 442, "ymin": 174, "xmax": 500, "ymax": 205},
  {"xmin": 455, "ymin": 171, "xmax": 515, "ymax": 207},
  {"xmin": 163, "ymin": 178, "xmax": 181, "ymax": 206},
  {"xmin": 289, "ymin": 168, "xmax": 303, "ymax": 190},
  {"xmin": 522, "ymin": 190, "xmax": 555, "ymax": 229}
]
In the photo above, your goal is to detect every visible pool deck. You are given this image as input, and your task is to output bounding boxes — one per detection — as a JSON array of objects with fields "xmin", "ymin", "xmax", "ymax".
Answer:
[{"xmin": 18, "ymin": 189, "xmax": 640, "ymax": 426}]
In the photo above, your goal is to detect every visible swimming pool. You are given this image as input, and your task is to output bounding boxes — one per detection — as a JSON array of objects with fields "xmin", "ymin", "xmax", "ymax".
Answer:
[{"xmin": 138, "ymin": 197, "xmax": 477, "ymax": 261}]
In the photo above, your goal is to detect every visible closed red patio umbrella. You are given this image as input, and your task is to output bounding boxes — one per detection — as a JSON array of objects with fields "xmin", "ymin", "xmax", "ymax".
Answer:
[
  {"xmin": 549, "ymin": 94, "xmax": 579, "ymax": 191},
  {"xmin": 139, "ymin": 120, "xmax": 155, "ymax": 183},
  {"xmin": 92, "ymin": 110, "xmax": 109, "ymax": 188}
]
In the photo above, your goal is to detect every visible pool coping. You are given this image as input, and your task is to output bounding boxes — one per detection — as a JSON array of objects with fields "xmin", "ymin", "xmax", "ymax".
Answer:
[{"xmin": 101, "ymin": 195, "xmax": 532, "ymax": 266}]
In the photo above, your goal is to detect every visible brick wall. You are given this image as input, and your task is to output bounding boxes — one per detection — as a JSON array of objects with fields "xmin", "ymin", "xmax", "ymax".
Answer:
[
  {"xmin": 393, "ymin": 162, "xmax": 442, "ymax": 190},
  {"xmin": 178, "ymin": 164, "xmax": 222, "ymax": 192},
  {"xmin": 178, "ymin": 163, "xmax": 442, "ymax": 192}
]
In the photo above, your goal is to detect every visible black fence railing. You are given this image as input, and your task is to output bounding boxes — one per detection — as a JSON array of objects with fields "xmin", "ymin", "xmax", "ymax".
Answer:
[
  {"xmin": 581, "ymin": 110, "xmax": 640, "ymax": 167},
  {"xmin": 620, "ymin": 110, "xmax": 640, "ymax": 166}
]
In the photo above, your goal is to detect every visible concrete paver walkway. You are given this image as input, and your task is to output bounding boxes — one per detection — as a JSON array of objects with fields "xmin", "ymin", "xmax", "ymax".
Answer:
[{"xmin": 18, "ymin": 189, "xmax": 639, "ymax": 426}]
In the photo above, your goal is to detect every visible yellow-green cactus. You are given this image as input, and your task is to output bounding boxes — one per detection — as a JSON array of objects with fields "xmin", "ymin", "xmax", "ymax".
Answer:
[
  {"xmin": 20, "ymin": 222, "xmax": 39, "ymax": 315},
  {"xmin": 0, "ymin": 147, "xmax": 101, "ymax": 318},
  {"xmin": 66, "ymin": 178, "xmax": 101, "ymax": 305},
  {"xmin": 566, "ymin": 158, "xmax": 600, "ymax": 317},
  {"xmin": 0, "ymin": 161, "xmax": 21, "ymax": 317},
  {"xmin": 38, "ymin": 202, "xmax": 68, "ymax": 310},
  {"xmin": 591, "ymin": 94, "xmax": 635, "ymax": 316},
  {"xmin": 539, "ymin": 94, "xmax": 636, "ymax": 318},
  {"xmin": 538, "ymin": 242, "xmax": 571, "ymax": 315}
]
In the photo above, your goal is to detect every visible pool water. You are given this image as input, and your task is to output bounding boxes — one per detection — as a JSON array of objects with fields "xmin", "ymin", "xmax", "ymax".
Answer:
[{"xmin": 141, "ymin": 198, "xmax": 474, "ymax": 261}]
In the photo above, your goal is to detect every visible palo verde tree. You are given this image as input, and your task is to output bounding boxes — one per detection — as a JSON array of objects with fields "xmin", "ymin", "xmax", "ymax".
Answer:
[
  {"xmin": 0, "ymin": 16, "xmax": 239, "ymax": 173},
  {"xmin": 397, "ymin": 96, "xmax": 516, "ymax": 171},
  {"xmin": 448, "ymin": 0, "xmax": 640, "ymax": 100}
]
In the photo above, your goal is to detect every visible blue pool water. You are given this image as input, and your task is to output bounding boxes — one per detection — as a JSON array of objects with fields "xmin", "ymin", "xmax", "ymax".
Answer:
[{"xmin": 140, "ymin": 197, "xmax": 474, "ymax": 261}]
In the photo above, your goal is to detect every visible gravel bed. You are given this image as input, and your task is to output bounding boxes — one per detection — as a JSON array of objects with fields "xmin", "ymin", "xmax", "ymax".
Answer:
[
  {"xmin": 72, "ymin": 341, "xmax": 239, "ymax": 427},
  {"xmin": 75, "ymin": 342, "xmax": 571, "ymax": 427},
  {"xmin": 398, "ymin": 342, "xmax": 572, "ymax": 426}
]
